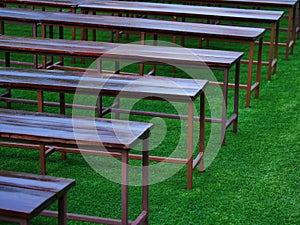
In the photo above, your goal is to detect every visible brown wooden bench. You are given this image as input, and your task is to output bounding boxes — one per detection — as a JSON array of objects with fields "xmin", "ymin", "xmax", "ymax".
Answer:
[
  {"xmin": 0, "ymin": 35, "xmax": 242, "ymax": 146},
  {"xmin": 0, "ymin": 8, "xmax": 262, "ymax": 108},
  {"xmin": 1, "ymin": 0, "xmax": 80, "ymax": 9},
  {"xmin": 0, "ymin": 1, "xmax": 78, "ymax": 57},
  {"xmin": 79, "ymin": 0, "xmax": 283, "ymax": 80},
  {"xmin": 0, "ymin": 170, "xmax": 75, "ymax": 225},
  {"xmin": 0, "ymin": 108, "xmax": 152, "ymax": 224},
  {"xmin": 38, "ymin": 9, "xmax": 265, "ymax": 109},
  {"xmin": 0, "ymin": 67, "xmax": 207, "ymax": 189},
  {"xmin": 177, "ymin": 0, "xmax": 299, "ymax": 60}
]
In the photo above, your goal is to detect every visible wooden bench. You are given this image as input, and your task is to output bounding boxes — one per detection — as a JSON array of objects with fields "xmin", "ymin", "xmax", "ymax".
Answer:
[
  {"xmin": 0, "ymin": 35, "xmax": 242, "ymax": 145},
  {"xmin": 0, "ymin": 108, "xmax": 152, "ymax": 224},
  {"xmin": 39, "ymin": 9, "xmax": 265, "ymax": 109},
  {"xmin": 179, "ymin": 0, "xmax": 299, "ymax": 60},
  {"xmin": 1, "ymin": 0, "xmax": 79, "ymax": 10},
  {"xmin": 0, "ymin": 0, "xmax": 78, "ymax": 57},
  {"xmin": 79, "ymin": 0, "xmax": 284, "ymax": 80},
  {"xmin": 0, "ymin": 170, "xmax": 75, "ymax": 225},
  {"xmin": 0, "ymin": 8, "xmax": 260, "ymax": 108},
  {"xmin": 0, "ymin": 67, "xmax": 208, "ymax": 189}
]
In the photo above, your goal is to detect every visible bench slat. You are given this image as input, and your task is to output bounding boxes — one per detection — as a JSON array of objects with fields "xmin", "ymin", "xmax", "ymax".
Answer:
[
  {"xmin": 42, "ymin": 10, "xmax": 266, "ymax": 41},
  {"xmin": 0, "ymin": 109, "xmax": 153, "ymax": 149},
  {"xmin": 0, "ymin": 67, "xmax": 207, "ymax": 101},
  {"xmin": 2, "ymin": 0, "xmax": 81, "ymax": 7},
  {"xmin": 79, "ymin": 0, "xmax": 284, "ymax": 23},
  {"xmin": 0, "ymin": 7, "xmax": 52, "ymax": 22},
  {"xmin": 0, "ymin": 170, "xmax": 75, "ymax": 220},
  {"xmin": 0, "ymin": 35, "xmax": 244, "ymax": 67},
  {"xmin": 194, "ymin": 0, "xmax": 297, "ymax": 8},
  {"xmin": 0, "ymin": 170, "xmax": 75, "ymax": 193},
  {"xmin": 0, "ymin": 185, "xmax": 56, "ymax": 219}
]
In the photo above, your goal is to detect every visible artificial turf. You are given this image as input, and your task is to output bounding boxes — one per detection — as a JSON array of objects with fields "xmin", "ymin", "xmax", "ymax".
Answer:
[{"xmin": 0, "ymin": 7, "xmax": 299, "ymax": 225}]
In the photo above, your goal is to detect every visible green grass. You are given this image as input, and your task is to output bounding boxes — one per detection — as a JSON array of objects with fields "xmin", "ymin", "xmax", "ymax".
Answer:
[{"xmin": 0, "ymin": 9, "xmax": 299, "ymax": 225}]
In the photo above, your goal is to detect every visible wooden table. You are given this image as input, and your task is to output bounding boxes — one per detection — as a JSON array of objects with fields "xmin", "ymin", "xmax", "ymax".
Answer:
[
  {"xmin": 0, "ymin": 108, "xmax": 152, "ymax": 224},
  {"xmin": 79, "ymin": 0, "xmax": 283, "ymax": 80},
  {"xmin": 0, "ymin": 66, "xmax": 207, "ymax": 189},
  {"xmin": 179, "ymin": 0, "xmax": 299, "ymax": 60},
  {"xmin": 0, "ymin": 35, "xmax": 242, "ymax": 145},
  {"xmin": 0, "ymin": 170, "xmax": 75, "ymax": 225}
]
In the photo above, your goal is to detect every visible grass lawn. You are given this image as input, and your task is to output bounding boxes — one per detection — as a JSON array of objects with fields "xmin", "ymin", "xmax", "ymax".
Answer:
[{"xmin": 0, "ymin": 8, "xmax": 299, "ymax": 225}]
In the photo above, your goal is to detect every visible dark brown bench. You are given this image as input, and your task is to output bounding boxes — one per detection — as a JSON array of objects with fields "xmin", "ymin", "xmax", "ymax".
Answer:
[
  {"xmin": 177, "ymin": 0, "xmax": 299, "ymax": 60},
  {"xmin": 1, "ymin": 0, "xmax": 80, "ymax": 9},
  {"xmin": 0, "ymin": 108, "xmax": 152, "ymax": 224},
  {"xmin": 0, "ymin": 67, "xmax": 208, "ymax": 189},
  {"xmin": 0, "ymin": 8, "xmax": 262, "ymax": 108},
  {"xmin": 36, "ymin": 8, "xmax": 265, "ymax": 109},
  {"xmin": 79, "ymin": 0, "xmax": 283, "ymax": 80},
  {"xmin": 0, "ymin": 35, "xmax": 242, "ymax": 146},
  {"xmin": 0, "ymin": 170, "xmax": 75, "ymax": 225}
]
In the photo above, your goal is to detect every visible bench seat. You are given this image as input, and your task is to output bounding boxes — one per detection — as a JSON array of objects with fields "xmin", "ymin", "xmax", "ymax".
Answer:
[
  {"xmin": 0, "ymin": 108, "xmax": 152, "ymax": 223},
  {"xmin": 182, "ymin": 0, "xmax": 299, "ymax": 60},
  {"xmin": 0, "ymin": 7, "xmax": 261, "ymax": 108},
  {"xmin": 0, "ymin": 170, "xmax": 75, "ymax": 225},
  {"xmin": 0, "ymin": 67, "xmax": 208, "ymax": 189},
  {"xmin": 79, "ymin": 0, "xmax": 283, "ymax": 79},
  {"xmin": 0, "ymin": 35, "xmax": 241, "ymax": 146}
]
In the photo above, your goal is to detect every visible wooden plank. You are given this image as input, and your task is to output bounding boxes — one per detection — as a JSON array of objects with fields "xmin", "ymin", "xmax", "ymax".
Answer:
[
  {"xmin": 0, "ymin": 170, "xmax": 75, "ymax": 194},
  {"xmin": 0, "ymin": 67, "xmax": 208, "ymax": 101},
  {"xmin": 195, "ymin": 0, "xmax": 297, "ymax": 8},
  {"xmin": 0, "ymin": 35, "xmax": 244, "ymax": 67},
  {"xmin": 40, "ymin": 10, "xmax": 266, "ymax": 41},
  {"xmin": 0, "ymin": 7, "xmax": 52, "ymax": 22},
  {"xmin": 2, "ymin": 0, "xmax": 80, "ymax": 8},
  {"xmin": 0, "ymin": 185, "xmax": 56, "ymax": 219},
  {"xmin": 79, "ymin": 0, "xmax": 284, "ymax": 23},
  {"xmin": 0, "ymin": 109, "xmax": 153, "ymax": 149}
]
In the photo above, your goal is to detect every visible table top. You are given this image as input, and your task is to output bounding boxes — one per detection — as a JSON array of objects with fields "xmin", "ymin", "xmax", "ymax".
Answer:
[
  {"xmin": 0, "ymin": 67, "xmax": 208, "ymax": 101},
  {"xmin": 79, "ymin": 0, "xmax": 284, "ymax": 23},
  {"xmin": 0, "ymin": 108, "xmax": 153, "ymax": 149},
  {"xmin": 0, "ymin": 170, "xmax": 75, "ymax": 219},
  {"xmin": 0, "ymin": 35, "xmax": 244, "ymax": 68}
]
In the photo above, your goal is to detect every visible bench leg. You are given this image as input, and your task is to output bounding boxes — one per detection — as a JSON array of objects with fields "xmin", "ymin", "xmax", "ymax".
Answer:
[
  {"xmin": 286, "ymin": 7, "xmax": 296, "ymax": 60},
  {"xmin": 273, "ymin": 22, "xmax": 280, "ymax": 75},
  {"xmin": 246, "ymin": 42, "xmax": 254, "ymax": 108},
  {"xmin": 267, "ymin": 23, "xmax": 275, "ymax": 81},
  {"xmin": 255, "ymin": 38, "xmax": 263, "ymax": 100},
  {"xmin": 39, "ymin": 144, "xmax": 46, "ymax": 175},
  {"xmin": 58, "ymin": 194, "xmax": 67, "ymax": 225},
  {"xmin": 199, "ymin": 91, "xmax": 205, "ymax": 173},
  {"xmin": 121, "ymin": 151, "xmax": 129, "ymax": 225},
  {"xmin": 221, "ymin": 69, "xmax": 229, "ymax": 146},
  {"xmin": 233, "ymin": 61, "xmax": 240, "ymax": 134},
  {"xmin": 142, "ymin": 138, "xmax": 149, "ymax": 225},
  {"xmin": 187, "ymin": 101, "xmax": 194, "ymax": 190},
  {"xmin": 20, "ymin": 220, "xmax": 30, "ymax": 225}
]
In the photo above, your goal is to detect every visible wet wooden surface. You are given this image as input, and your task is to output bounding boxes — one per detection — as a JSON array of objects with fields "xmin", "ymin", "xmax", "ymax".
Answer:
[
  {"xmin": 0, "ymin": 67, "xmax": 208, "ymax": 101},
  {"xmin": 0, "ymin": 35, "xmax": 244, "ymax": 68},
  {"xmin": 80, "ymin": 0, "xmax": 284, "ymax": 23},
  {"xmin": 0, "ymin": 108, "xmax": 153, "ymax": 149},
  {"xmin": 0, "ymin": 170, "xmax": 75, "ymax": 219}
]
